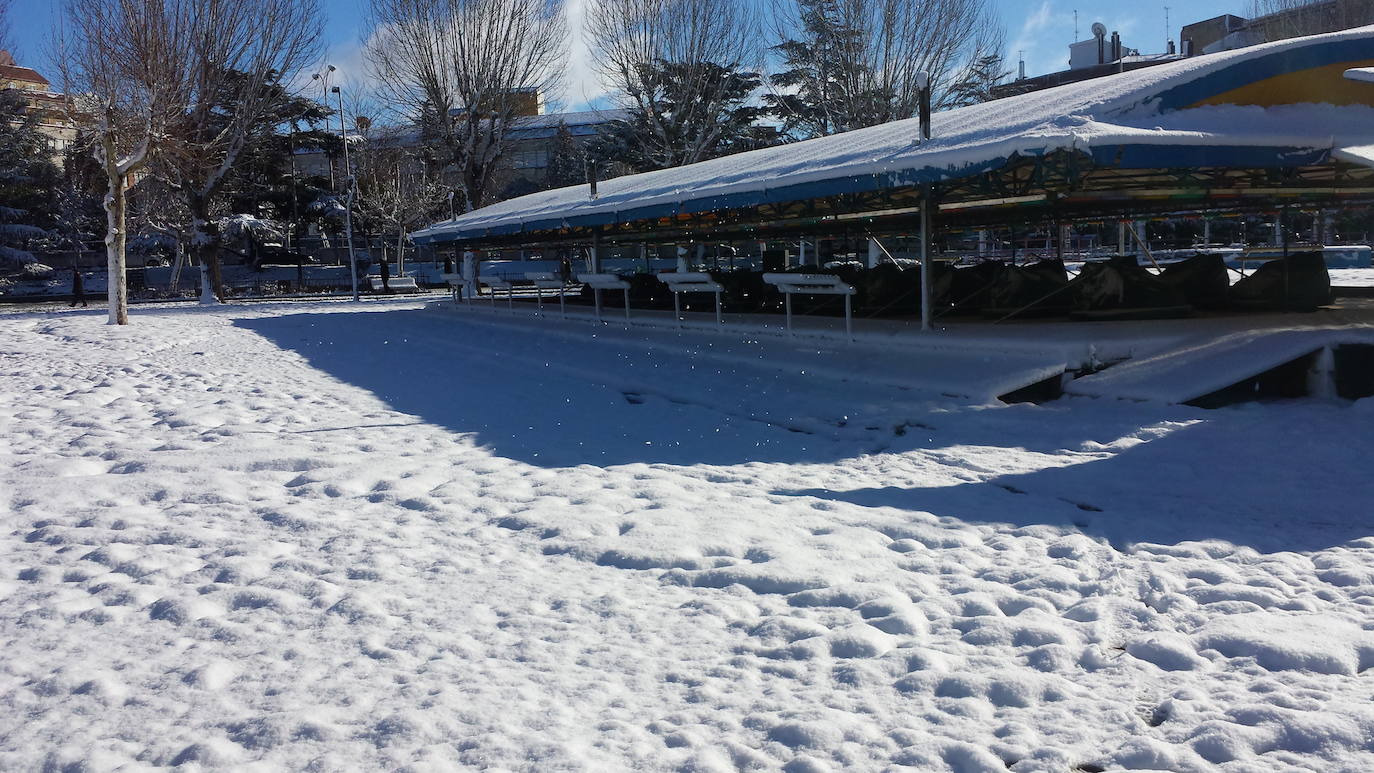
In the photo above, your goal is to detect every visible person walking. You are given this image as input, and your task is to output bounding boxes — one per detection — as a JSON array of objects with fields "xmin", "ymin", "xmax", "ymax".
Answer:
[
  {"xmin": 69, "ymin": 266, "xmax": 87, "ymax": 308},
  {"xmin": 379, "ymin": 256, "xmax": 391, "ymax": 293}
]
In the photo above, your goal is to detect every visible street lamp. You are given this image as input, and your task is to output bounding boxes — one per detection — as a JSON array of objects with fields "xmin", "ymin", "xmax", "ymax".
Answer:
[
  {"xmin": 311, "ymin": 66, "xmax": 337, "ymax": 190},
  {"xmin": 313, "ymin": 65, "xmax": 358, "ymax": 302},
  {"xmin": 333, "ymin": 84, "xmax": 359, "ymax": 302}
]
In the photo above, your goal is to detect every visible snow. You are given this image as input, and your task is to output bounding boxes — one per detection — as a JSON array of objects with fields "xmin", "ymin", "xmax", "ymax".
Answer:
[
  {"xmin": 415, "ymin": 26, "xmax": 1374, "ymax": 243},
  {"xmin": 1067, "ymin": 324, "xmax": 1374, "ymax": 403},
  {"xmin": 3, "ymin": 299, "xmax": 1374, "ymax": 771},
  {"xmin": 1331, "ymin": 267, "xmax": 1374, "ymax": 286},
  {"xmin": 1344, "ymin": 67, "xmax": 1374, "ymax": 84}
]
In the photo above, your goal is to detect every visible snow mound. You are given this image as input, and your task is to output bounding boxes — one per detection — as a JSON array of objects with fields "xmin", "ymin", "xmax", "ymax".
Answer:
[
  {"xmin": 1195, "ymin": 612, "xmax": 1374, "ymax": 675},
  {"xmin": 1126, "ymin": 632, "xmax": 1208, "ymax": 671}
]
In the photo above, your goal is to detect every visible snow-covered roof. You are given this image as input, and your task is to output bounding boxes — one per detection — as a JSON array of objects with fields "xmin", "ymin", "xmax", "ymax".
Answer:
[
  {"xmin": 505, "ymin": 108, "xmax": 632, "ymax": 141},
  {"xmin": 413, "ymin": 26, "xmax": 1374, "ymax": 245}
]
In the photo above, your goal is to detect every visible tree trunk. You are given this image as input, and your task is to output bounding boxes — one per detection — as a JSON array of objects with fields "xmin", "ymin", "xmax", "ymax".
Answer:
[
  {"xmin": 102, "ymin": 134, "xmax": 129, "ymax": 325},
  {"xmin": 189, "ymin": 194, "xmax": 225, "ymax": 303}
]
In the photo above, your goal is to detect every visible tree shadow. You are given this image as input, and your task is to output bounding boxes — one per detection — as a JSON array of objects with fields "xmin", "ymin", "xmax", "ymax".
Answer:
[
  {"xmin": 237, "ymin": 309, "xmax": 884, "ymax": 467},
  {"xmin": 779, "ymin": 406, "xmax": 1374, "ymax": 553}
]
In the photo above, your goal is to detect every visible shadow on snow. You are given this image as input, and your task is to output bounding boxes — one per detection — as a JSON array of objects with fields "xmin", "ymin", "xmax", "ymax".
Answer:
[{"xmin": 238, "ymin": 309, "xmax": 1373, "ymax": 551}]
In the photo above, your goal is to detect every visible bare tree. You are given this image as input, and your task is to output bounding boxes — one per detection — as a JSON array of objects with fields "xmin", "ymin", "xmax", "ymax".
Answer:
[
  {"xmin": 58, "ymin": 0, "xmax": 193, "ymax": 324},
  {"xmin": 350, "ymin": 122, "xmax": 448, "ymax": 273},
  {"xmin": 158, "ymin": 0, "xmax": 321, "ymax": 302},
  {"xmin": 587, "ymin": 0, "xmax": 763, "ymax": 168},
  {"xmin": 765, "ymin": 0, "xmax": 1000, "ymax": 138},
  {"xmin": 366, "ymin": 0, "xmax": 566, "ymax": 213},
  {"xmin": 1248, "ymin": 0, "xmax": 1374, "ymax": 41}
]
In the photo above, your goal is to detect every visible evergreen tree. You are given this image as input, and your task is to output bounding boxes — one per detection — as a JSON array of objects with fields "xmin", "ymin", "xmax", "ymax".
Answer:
[
  {"xmin": 765, "ymin": 0, "xmax": 999, "ymax": 138},
  {"xmin": 589, "ymin": 60, "xmax": 767, "ymax": 173},
  {"xmin": 943, "ymin": 54, "xmax": 1010, "ymax": 108},
  {"xmin": 0, "ymin": 89, "xmax": 60, "ymax": 269},
  {"xmin": 220, "ymin": 89, "xmax": 337, "ymax": 227},
  {"xmin": 545, "ymin": 122, "xmax": 585, "ymax": 189},
  {"xmin": 765, "ymin": 0, "xmax": 876, "ymax": 138}
]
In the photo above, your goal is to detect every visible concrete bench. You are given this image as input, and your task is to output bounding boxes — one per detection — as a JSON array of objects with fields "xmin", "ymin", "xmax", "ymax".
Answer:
[
  {"xmin": 762, "ymin": 272, "xmax": 856, "ymax": 338},
  {"xmin": 658, "ymin": 272, "xmax": 723, "ymax": 325},
  {"xmin": 578, "ymin": 272, "xmax": 632, "ymax": 321},
  {"xmin": 369, "ymin": 276, "xmax": 421, "ymax": 293},
  {"xmin": 525, "ymin": 272, "xmax": 567, "ymax": 317},
  {"xmin": 483, "ymin": 277, "xmax": 516, "ymax": 312},
  {"xmin": 439, "ymin": 273, "xmax": 466, "ymax": 303}
]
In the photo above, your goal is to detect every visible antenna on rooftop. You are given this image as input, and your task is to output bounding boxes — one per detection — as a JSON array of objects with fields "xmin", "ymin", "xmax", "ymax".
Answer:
[
  {"xmin": 1164, "ymin": 6, "xmax": 1171, "ymax": 49},
  {"xmin": 1018, "ymin": 50, "xmax": 1025, "ymax": 80},
  {"xmin": 1074, "ymin": 10, "xmax": 1079, "ymax": 39}
]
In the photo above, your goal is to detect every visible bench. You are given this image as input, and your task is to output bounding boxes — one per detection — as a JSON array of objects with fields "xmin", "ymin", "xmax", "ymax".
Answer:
[
  {"xmin": 483, "ymin": 277, "xmax": 516, "ymax": 312},
  {"xmin": 657, "ymin": 272, "xmax": 724, "ymax": 325},
  {"xmin": 368, "ymin": 276, "xmax": 421, "ymax": 293},
  {"xmin": 762, "ymin": 273, "xmax": 856, "ymax": 339},
  {"xmin": 439, "ymin": 273, "xmax": 466, "ymax": 303},
  {"xmin": 577, "ymin": 272, "xmax": 632, "ymax": 321},
  {"xmin": 525, "ymin": 272, "xmax": 567, "ymax": 317}
]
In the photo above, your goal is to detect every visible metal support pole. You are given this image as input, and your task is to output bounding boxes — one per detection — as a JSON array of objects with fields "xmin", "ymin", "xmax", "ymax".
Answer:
[
  {"xmin": 345, "ymin": 186, "xmax": 359, "ymax": 301},
  {"xmin": 559, "ymin": 288, "xmax": 566, "ymax": 319},
  {"xmin": 920, "ymin": 196, "xmax": 932, "ymax": 332},
  {"xmin": 594, "ymin": 287, "xmax": 602, "ymax": 321},
  {"xmin": 844, "ymin": 294, "xmax": 853, "ymax": 340},
  {"xmin": 784, "ymin": 293, "xmax": 793, "ymax": 335},
  {"xmin": 673, "ymin": 292, "xmax": 682, "ymax": 327},
  {"xmin": 714, "ymin": 291, "xmax": 722, "ymax": 325},
  {"xmin": 623, "ymin": 288, "xmax": 631, "ymax": 320}
]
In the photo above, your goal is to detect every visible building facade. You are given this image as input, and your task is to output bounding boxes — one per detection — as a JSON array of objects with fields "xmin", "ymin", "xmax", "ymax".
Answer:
[{"xmin": 0, "ymin": 51, "xmax": 77, "ymax": 157}]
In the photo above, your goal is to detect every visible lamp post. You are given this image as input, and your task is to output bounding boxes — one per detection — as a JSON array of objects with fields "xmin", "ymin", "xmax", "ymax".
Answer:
[
  {"xmin": 313, "ymin": 65, "xmax": 358, "ymax": 302},
  {"xmin": 333, "ymin": 84, "xmax": 359, "ymax": 302},
  {"xmin": 311, "ymin": 66, "xmax": 337, "ymax": 190}
]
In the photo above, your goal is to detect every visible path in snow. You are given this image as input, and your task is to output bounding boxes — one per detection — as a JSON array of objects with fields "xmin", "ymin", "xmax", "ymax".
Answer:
[{"xmin": 2, "ymin": 299, "xmax": 1373, "ymax": 772}]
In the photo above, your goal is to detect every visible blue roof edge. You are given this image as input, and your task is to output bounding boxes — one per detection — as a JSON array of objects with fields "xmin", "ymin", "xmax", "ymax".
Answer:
[{"xmin": 412, "ymin": 143, "xmax": 1330, "ymax": 245}]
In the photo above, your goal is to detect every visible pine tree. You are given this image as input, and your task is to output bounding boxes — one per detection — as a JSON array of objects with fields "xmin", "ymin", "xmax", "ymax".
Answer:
[
  {"xmin": 767, "ymin": 0, "xmax": 909, "ymax": 139},
  {"xmin": 0, "ymin": 89, "xmax": 60, "ymax": 270},
  {"xmin": 943, "ymin": 54, "xmax": 1010, "ymax": 108},
  {"xmin": 545, "ymin": 122, "xmax": 585, "ymax": 189},
  {"xmin": 589, "ymin": 60, "xmax": 767, "ymax": 173}
]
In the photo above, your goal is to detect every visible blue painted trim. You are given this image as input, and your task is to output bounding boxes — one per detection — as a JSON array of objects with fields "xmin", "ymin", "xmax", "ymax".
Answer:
[
  {"xmin": 413, "ymin": 143, "xmax": 1334, "ymax": 245},
  {"xmin": 1089, "ymin": 144, "xmax": 1329, "ymax": 168},
  {"xmin": 1148, "ymin": 37, "xmax": 1374, "ymax": 113}
]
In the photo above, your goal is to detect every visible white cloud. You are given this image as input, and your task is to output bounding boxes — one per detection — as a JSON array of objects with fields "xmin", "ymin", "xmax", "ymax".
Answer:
[{"xmin": 561, "ymin": 0, "xmax": 615, "ymax": 112}]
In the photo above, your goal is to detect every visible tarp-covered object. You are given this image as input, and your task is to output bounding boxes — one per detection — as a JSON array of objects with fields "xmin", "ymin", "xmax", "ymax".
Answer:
[
  {"xmin": 1071, "ymin": 256, "xmax": 1190, "ymax": 319},
  {"xmin": 1230, "ymin": 252, "xmax": 1332, "ymax": 311},
  {"xmin": 1160, "ymin": 253, "xmax": 1232, "ymax": 309},
  {"xmin": 414, "ymin": 27, "xmax": 1374, "ymax": 245},
  {"xmin": 985, "ymin": 259, "xmax": 1072, "ymax": 317}
]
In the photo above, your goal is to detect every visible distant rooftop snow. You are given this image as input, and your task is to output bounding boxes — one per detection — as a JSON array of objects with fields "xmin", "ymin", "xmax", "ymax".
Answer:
[{"xmin": 414, "ymin": 25, "xmax": 1374, "ymax": 244}]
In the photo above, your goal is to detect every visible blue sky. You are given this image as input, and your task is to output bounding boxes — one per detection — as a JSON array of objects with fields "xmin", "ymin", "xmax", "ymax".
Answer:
[{"xmin": 13, "ymin": 0, "xmax": 1251, "ymax": 111}]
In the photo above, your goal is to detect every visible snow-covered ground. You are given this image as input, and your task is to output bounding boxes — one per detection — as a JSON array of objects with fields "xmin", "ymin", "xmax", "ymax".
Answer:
[{"xmin": 3, "ymin": 299, "xmax": 1374, "ymax": 772}]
